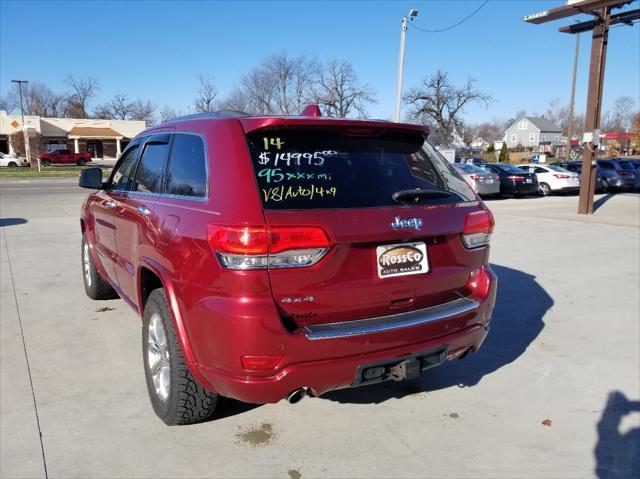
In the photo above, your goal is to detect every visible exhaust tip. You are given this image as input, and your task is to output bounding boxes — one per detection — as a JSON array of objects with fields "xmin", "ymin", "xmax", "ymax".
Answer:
[{"xmin": 286, "ymin": 388, "xmax": 307, "ymax": 404}]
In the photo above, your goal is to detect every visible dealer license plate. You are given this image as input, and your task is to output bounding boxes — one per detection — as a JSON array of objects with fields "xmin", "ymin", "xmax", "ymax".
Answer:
[{"xmin": 376, "ymin": 242, "xmax": 429, "ymax": 279}]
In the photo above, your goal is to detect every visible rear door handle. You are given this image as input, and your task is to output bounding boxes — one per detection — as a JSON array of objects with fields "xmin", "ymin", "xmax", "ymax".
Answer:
[
  {"xmin": 137, "ymin": 206, "xmax": 151, "ymax": 216},
  {"xmin": 105, "ymin": 200, "xmax": 116, "ymax": 209}
]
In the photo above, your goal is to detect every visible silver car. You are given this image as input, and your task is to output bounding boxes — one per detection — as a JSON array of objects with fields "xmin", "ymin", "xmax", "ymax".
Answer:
[{"xmin": 454, "ymin": 163, "xmax": 500, "ymax": 196}]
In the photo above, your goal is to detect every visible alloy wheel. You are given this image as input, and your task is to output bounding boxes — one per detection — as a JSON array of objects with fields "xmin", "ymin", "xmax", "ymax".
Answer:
[{"xmin": 147, "ymin": 313, "xmax": 171, "ymax": 402}]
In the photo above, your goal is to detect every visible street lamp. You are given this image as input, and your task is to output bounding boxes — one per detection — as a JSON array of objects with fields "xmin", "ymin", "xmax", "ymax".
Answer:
[
  {"xmin": 11, "ymin": 79, "xmax": 33, "ymax": 168},
  {"xmin": 394, "ymin": 8, "xmax": 418, "ymax": 122}
]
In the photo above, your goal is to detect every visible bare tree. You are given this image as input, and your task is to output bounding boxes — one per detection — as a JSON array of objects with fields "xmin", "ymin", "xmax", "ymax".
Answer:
[
  {"xmin": 268, "ymin": 54, "xmax": 315, "ymax": 114},
  {"xmin": 218, "ymin": 88, "xmax": 250, "ymax": 113},
  {"xmin": 129, "ymin": 100, "xmax": 156, "ymax": 123},
  {"xmin": 240, "ymin": 68, "xmax": 278, "ymax": 115},
  {"xmin": 159, "ymin": 105, "xmax": 179, "ymax": 123},
  {"xmin": 466, "ymin": 119, "xmax": 504, "ymax": 144},
  {"xmin": 601, "ymin": 96, "xmax": 636, "ymax": 132},
  {"xmin": 0, "ymin": 94, "xmax": 11, "ymax": 112},
  {"xmin": 65, "ymin": 76, "xmax": 99, "ymax": 118},
  {"xmin": 404, "ymin": 70, "xmax": 493, "ymax": 147},
  {"xmin": 194, "ymin": 75, "xmax": 218, "ymax": 113},
  {"xmin": 311, "ymin": 59, "xmax": 376, "ymax": 118},
  {"xmin": 6, "ymin": 82, "xmax": 68, "ymax": 117},
  {"xmin": 93, "ymin": 94, "xmax": 155, "ymax": 124},
  {"xmin": 94, "ymin": 94, "xmax": 132, "ymax": 120}
]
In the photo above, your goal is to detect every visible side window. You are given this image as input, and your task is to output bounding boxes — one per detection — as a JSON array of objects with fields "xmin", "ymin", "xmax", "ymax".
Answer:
[
  {"xmin": 165, "ymin": 134, "xmax": 207, "ymax": 197},
  {"xmin": 599, "ymin": 162, "xmax": 614, "ymax": 170},
  {"xmin": 132, "ymin": 136, "xmax": 171, "ymax": 193},
  {"xmin": 111, "ymin": 144, "xmax": 140, "ymax": 191},
  {"xmin": 534, "ymin": 167, "xmax": 547, "ymax": 174}
]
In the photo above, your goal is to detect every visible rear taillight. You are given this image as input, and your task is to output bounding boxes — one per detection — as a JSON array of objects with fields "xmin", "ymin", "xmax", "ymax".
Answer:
[
  {"xmin": 553, "ymin": 174, "xmax": 571, "ymax": 179},
  {"xmin": 507, "ymin": 175, "xmax": 525, "ymax": 182},
  {"xmin": 208, "ymin": 224, "xmax": 331, "ymax": 270},
  {"xmin": 462, "ymin": 210, "xmax": 494, "ymax": 248},
  {"xmin": 617, "ymin": 171, "xmax": 629, "ymax": 176},
  {"xmin": 464, "ymin": 267, "xmax": 491, "ymax": 299}
]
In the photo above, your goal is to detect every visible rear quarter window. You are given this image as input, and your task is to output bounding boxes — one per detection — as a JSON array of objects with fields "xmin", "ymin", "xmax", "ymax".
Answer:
[
  {"xmin": 165, "ymin": 134, "xmax": 207, "ymax": 198},
  {"xmin": 246, "ymin": 129, "xmax": 475, "ymax": 210}
]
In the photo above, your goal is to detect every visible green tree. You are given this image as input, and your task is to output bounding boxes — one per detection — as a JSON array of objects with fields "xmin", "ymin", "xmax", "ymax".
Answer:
[{"xmin": 499, "ymin": 143, "xmax": 509, "ymax": 163}]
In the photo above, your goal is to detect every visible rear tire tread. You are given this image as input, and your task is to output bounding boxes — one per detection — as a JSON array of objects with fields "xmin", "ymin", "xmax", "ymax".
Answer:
[{"xmin": 143, "ymin": 288, "xmax": 218, "ymax": 425}]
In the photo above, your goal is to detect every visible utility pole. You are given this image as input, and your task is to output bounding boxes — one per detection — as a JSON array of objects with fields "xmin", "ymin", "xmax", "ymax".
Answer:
[
  {"xmin": 394, "ymin": 9, "xmax": 418, "ymax": 122},
  {"xmin": 565, "ymin": 31, "xmax": 580, "ymax": 161},
  {"xmin": 524, "ymin": 0, "xmax": 639, "ymax": 214},
  {"xmin": 11, "ymin": 79, "xmax": 33, "ymax": 169}
]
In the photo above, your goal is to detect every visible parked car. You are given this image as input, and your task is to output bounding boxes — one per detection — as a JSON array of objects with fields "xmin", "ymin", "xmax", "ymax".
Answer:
[
  {"xmin": 517, "ymin": 163, "xmax": 580, "ymax": 196},
  {"xmin": 597, "ymin": 159, "xmax": 637, "ymax": 191},
  {"xmin": 0, "ymin": 152, "xmax": 25, "ymax": 167},
  {"xmin": 455, "ymin": 157, "xmax": 487, "ymax": 165},
  {"xmin": 39, "ymin": 149, "xmax": 92, "ymax": 166},
  {"xmin": 552, "ymin": 160, "xmax": 604, "ymax": 192},
  {"xmin": 78, "ymin": 109, "xmax": 497, "ymax": 425},
  {"xmin": 453, "ymin": 163, "xmax": 500, "ymax": 196},
  {"xmin": 475, "ymin": 163, "xmax": 539, "ymax": 197}
]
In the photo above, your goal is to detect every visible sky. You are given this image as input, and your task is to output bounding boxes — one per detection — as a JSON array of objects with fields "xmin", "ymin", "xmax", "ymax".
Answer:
[{"xmin": 1, "ymin": 0, "xmax": 639, "ymax": 124}]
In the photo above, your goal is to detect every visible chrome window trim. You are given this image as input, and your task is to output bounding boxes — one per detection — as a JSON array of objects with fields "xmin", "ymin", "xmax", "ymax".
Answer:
[{"xmin": 303, "ymin": 296, "xmax": 480, "ymax": 340}]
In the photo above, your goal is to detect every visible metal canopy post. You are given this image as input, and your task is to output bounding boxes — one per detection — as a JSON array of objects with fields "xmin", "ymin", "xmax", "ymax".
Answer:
[
  {"xmin": 522, "ymin": 0, "xmax": 637, "ymax": 215},
  {"xmin": 579, "ymin": 7, "xmax": 610, "ymax": 214}
]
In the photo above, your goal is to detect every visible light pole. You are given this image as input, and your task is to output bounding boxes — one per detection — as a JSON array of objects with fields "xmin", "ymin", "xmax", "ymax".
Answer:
[
  {"xmin": 566, "ymin": 30, "xmax": 581, "ymax": 161},
  {"xmin": 394, "ymin": 9, "xmax": 418, "ymax": 122},
  {"xmin": 11, "ymin": 79, "xmax": 33, "ymax": 169}
]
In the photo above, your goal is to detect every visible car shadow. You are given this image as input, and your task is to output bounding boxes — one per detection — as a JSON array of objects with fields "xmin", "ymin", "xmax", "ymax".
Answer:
[
  {"xmin": 594, "ymin": 391, "xmax": 640, "ymax": 479},
  {"xmin": 323, "ymin": 263, "xmax": 552, "ymax": 404},
  {"xmin": 0, "ymin": 218, "xmax": 28, "ymax": 227},
  {"xmin": 202, "ymin": 397, "xmax": 262, "ymax": 423}
]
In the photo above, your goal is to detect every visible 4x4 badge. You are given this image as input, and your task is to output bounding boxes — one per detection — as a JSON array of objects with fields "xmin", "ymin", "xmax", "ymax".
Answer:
[{"xmin": 391, "ymin": 216, "xmax": 423, "ymax": 231}]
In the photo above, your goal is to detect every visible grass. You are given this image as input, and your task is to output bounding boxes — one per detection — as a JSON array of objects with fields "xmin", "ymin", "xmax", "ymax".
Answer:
[{"xmin": 0, "ymin": 166, "xmax": 112, "ymax": 178}]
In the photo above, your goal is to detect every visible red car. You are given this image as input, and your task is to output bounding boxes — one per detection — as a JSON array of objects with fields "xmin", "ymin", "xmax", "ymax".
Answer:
[
  {"xmin": 79, "ymin": 108, "xmax": 497, "ymax": 425},
  {"xmin": 40, "ymin": 149, "xmax": 92, "ymax": 166}
]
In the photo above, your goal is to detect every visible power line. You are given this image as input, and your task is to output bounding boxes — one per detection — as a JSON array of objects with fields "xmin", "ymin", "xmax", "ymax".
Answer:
[{"xmin": 408, "ymin": 1, "xmax": 489, "ymax": 33}]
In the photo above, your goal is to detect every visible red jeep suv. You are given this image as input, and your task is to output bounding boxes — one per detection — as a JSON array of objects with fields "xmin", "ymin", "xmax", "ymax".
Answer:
[{"xmin": 79, "ymin": 109, "xmax": 497, "ymax": 425}]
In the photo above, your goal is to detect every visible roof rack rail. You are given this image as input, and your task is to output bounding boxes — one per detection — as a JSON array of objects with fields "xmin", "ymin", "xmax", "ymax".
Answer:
[{"xmin": 161, "ymin": 110, "xmax": 250, "ymax": 124}]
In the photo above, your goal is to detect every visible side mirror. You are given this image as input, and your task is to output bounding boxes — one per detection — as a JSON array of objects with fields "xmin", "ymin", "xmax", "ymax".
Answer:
[{"xmin": 79, "ymin": 168, "xmax": 105, "ymax": 190}]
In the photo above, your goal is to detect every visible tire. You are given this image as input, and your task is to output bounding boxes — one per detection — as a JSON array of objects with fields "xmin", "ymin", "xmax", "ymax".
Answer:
[
  {"xmin": 601, "ymin": 179, "xmax": 610, "ymax": 193},
  {"xmin": 539, "ymin": 182, "xmax": 551, "ymax": 196},
  {"xmin": 8, "ymin": 161, "xmax": 17, "ymax": 168},
  {"xmin": 40, "ymin": 159, "xmax": 50, "ymax": 167},
  {"xmin": 142, "ymin": 288, "xmax": 219, "ymax": 425},
  {"xmin": 77, "ymin": 159, "xmax": 86, "ymax": 166},
  {"xmin": 82, "ymin": 234, "xmax": 118, "ymax": 300}
]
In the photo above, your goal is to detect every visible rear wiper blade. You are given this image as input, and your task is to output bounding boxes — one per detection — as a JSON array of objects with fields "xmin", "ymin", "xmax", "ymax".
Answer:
[{"xmin": 392, "ymin": 188, "xmax": 454, "ymax": 203}]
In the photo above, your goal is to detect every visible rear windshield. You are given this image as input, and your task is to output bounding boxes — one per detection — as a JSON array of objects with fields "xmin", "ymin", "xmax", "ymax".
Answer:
[
  {"xmin": 497, "ymin": 164, "xmax": 529, "ymax": 174},
  {"xmin": 618, "ymin": 161, "xmax": 635, "ymax": 170},
  {"xmin": 246, "ymin": 129, "xmax": 475, "ymax": 210},
  {"xmin": 456, "ymin": 163, "xmax": 485, "ymax": 174},
  {"xmin": 546, "ymin": 164, "xmax": 571, "ymax": 173}
]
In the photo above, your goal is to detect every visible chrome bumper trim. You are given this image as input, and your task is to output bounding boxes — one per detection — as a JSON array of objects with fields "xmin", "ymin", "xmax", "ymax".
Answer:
[{"xmin": 303, "ymin": 296, "xmax": 480, "ymax": 340}]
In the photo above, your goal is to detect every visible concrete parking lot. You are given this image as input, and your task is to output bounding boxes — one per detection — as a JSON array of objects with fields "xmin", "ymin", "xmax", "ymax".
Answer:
[{"xmin": 1, "ymin": 178, "xmax": 638, "ymax": 479}]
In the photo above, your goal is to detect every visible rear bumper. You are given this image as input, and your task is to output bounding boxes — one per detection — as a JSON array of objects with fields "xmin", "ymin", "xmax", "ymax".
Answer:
[
  {"xmin": 196, "ymin": 323, "xmax": 490, "ymax": 403},
  {"xmin": 189, "ymin": 266, "xmax": 497, "ymax": 404},
  {"xmin": 476, "ymin": 182, "xmax": 501, "ymax": 195},
  {"xmin": 505, "ymin": 182, "xmax": 538, "ymax": 195}
]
